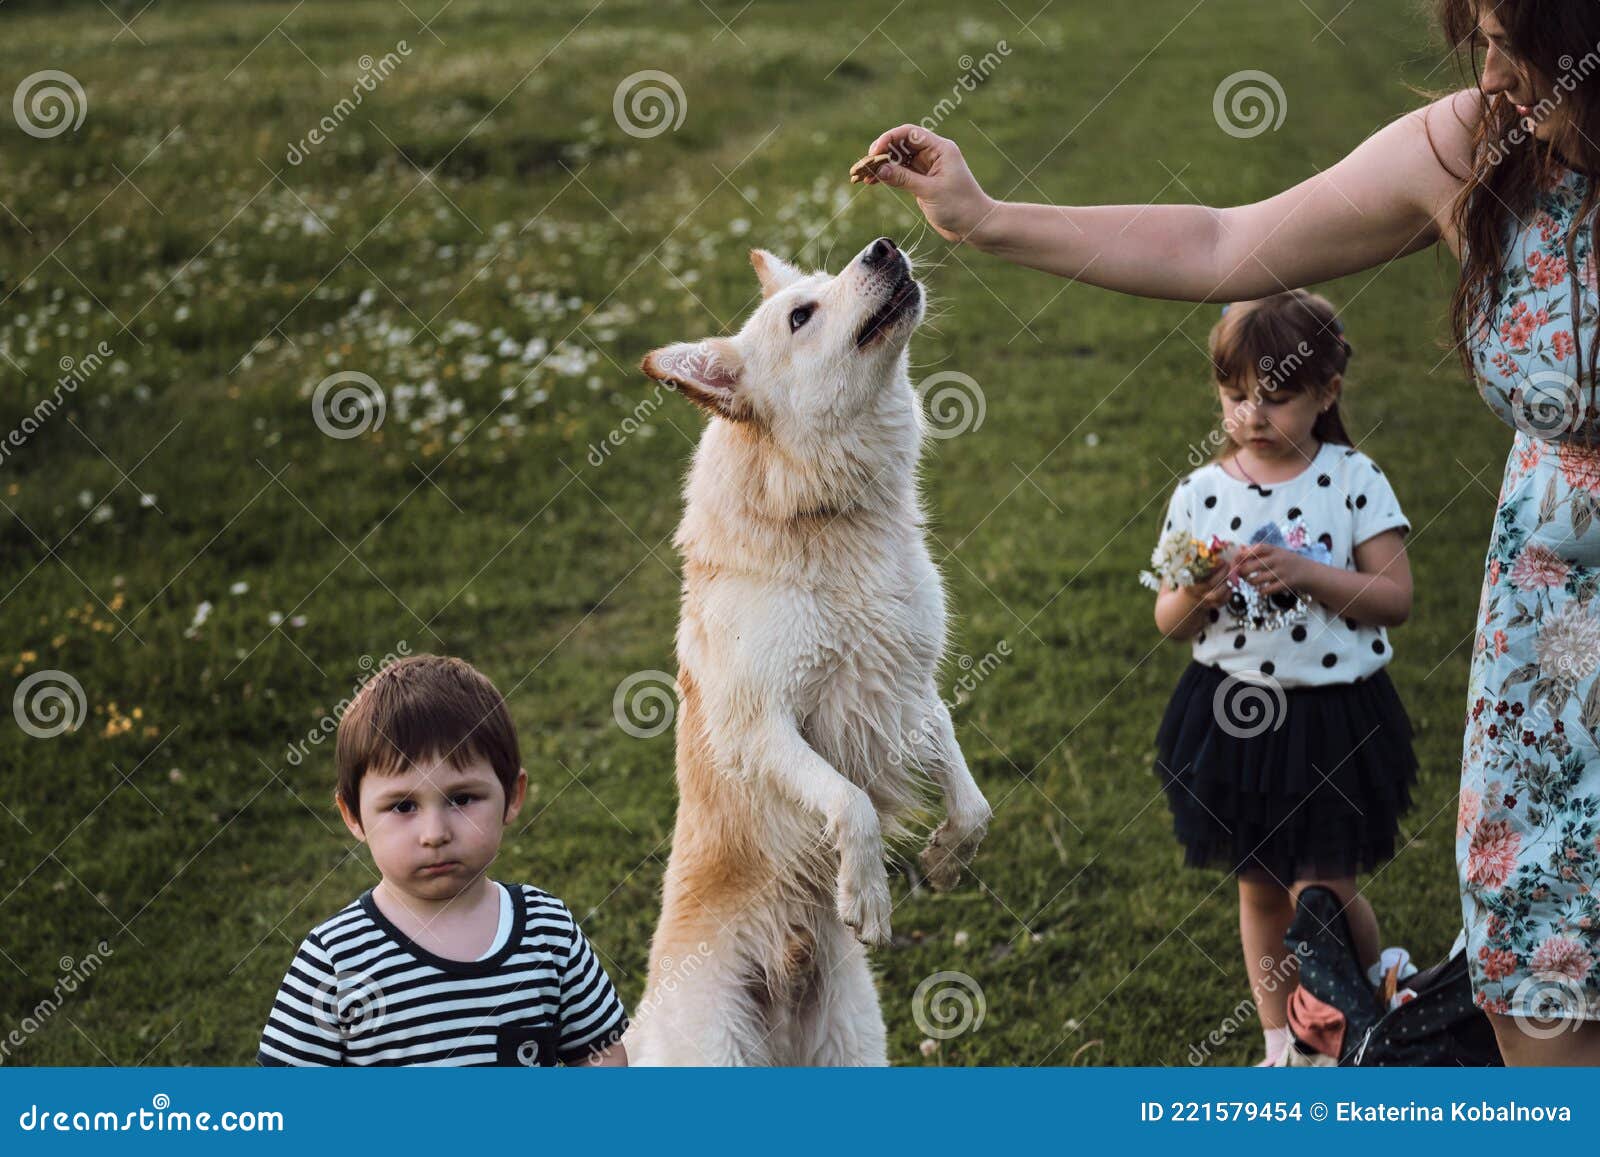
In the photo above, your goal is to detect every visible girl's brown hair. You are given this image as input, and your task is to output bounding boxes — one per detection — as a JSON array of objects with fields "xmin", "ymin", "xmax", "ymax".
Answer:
[
  {"xmin": 1435, "ymin": 1, "xmax": 1600, "ymax": 392},
  {"xmin": 1207, "ymin": 289, "xmax": 1353, "ymax": 460}
]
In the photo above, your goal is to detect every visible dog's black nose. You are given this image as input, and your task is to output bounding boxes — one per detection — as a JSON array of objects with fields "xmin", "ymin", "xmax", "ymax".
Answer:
[{"xmin": 862, "ymin": 236, "xmax": 898, "ymax": 267}]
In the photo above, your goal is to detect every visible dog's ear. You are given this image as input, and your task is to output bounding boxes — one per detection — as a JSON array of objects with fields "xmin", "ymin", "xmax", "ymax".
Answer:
[
  {"xmin": 641, "ymin": 338, "xmax": 750, "ymax": 422},
  {"xmin": 750, "ymin": 248, "xmax": 804, "ymax": 299}
]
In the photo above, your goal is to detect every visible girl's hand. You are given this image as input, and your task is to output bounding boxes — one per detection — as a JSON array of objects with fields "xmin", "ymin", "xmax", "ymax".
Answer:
[
  {"xmin": 859, "ymin": 125, "xmax": 997, "ymax": 243},
  {"xmin": 1233, "ymin": 544, "xmax": 1308, "ymax": 596},
  {"xmin": 1181, "ymin": 566, "xmax": 1233, "ymax": 608},
  {"xmin": 1157, "ymin": 566, "xmax": 1232, "ymax": 639}
]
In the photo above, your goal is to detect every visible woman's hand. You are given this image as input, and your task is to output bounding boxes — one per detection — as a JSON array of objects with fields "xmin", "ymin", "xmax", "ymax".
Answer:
[
  {"xmin": 1232, "ymin": 544, "xmax": 1309, "ymax": 597},
  {"xmin": 859, "ymin": 125, "xmax": 997, "ymax": 243}
]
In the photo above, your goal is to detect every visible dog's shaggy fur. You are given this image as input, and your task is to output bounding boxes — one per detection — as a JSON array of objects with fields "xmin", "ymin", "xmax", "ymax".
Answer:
[{"xmin": 622, "ymin": 238, "xmax": 991, "ymax": 1066}]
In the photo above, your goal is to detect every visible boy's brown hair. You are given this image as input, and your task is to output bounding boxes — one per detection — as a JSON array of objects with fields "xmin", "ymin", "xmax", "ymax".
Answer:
[
  {"xmin": 1208, "ymin": 288, "xmax": 1354, "ymax": 460},
  {"xmin": 335, "ymin": 654, "xmax": 521, "ymax": 822}
]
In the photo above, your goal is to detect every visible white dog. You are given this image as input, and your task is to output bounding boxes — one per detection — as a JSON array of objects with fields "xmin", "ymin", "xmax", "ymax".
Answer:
[{"xmin": 622, "ymin": 237, "xmax": 992, "ymax": 1066}]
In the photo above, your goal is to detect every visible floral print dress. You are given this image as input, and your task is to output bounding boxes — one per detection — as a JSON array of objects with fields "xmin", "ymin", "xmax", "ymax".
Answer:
[{"xmin": 1459, "ymin": 164, "xmax": 1600, "ymax": 1021}]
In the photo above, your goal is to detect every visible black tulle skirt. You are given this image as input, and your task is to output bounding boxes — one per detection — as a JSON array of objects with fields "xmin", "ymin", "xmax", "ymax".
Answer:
[{"xmin": 1153, "ymin": 660, "xmax": 1418, "ymax": 882}]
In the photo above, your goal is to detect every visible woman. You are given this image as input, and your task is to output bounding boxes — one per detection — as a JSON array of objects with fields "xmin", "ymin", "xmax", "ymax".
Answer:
[{"xmin": 863, "ymin": 0, "xmax": 1600, "ymax": 1065}]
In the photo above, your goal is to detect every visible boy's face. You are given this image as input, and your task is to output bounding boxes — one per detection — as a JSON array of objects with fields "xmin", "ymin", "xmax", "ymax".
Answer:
[{"xmin": 338, "ymin": 753, "xmax": 527, "ymax": 902}]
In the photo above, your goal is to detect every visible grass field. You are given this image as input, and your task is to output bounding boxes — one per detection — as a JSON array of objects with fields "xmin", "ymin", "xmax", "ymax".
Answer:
[{"xmin": 0, "ymin": 0, "xmax": 1500, "ymax": 1066}]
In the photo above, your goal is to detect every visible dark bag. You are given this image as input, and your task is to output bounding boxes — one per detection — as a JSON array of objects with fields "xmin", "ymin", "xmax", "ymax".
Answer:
[
  {"xmin": 1347, "ymin": 938, "xmax": 1503, "ymax": 1067},
  {"xmin": 1282, "ymin": 887, "xmax": 1502, "ymax": 1066},
  {"xmin": 1282, "ymin": 885, "xmax": 1381, "ymax": 1063}
]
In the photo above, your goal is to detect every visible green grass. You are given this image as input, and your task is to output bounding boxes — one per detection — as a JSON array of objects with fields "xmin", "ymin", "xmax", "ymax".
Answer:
[{"xmin": 0, "ymin": 0, "xmax": 1496, "ymax": 1066}]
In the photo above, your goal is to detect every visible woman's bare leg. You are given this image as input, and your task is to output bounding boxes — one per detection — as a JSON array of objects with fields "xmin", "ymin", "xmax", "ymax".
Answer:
[{"xmin": 1488, "ymin": 1012, "xmax": 1600, "ymax": 1066}]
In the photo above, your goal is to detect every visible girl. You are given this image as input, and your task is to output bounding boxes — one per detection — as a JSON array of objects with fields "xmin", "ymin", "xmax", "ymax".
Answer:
[{"xmin": 1150, "ymin": 290, "xmax": 1417, "ymax": 1066}]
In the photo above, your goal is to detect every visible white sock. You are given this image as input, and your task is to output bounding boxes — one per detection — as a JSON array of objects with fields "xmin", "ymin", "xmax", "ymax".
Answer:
[{"xmin": 1263, "ymin": 1026, "xmax": 1293, "ymax": 1062}]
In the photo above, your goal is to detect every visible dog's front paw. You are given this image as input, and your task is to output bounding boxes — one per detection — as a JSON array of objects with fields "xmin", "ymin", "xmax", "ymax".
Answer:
[
  {"xmin": 837, "ymin": 861, "xmax": 892, "ymax": 947},
  {"xmin": 919, "ymin": 808, "xmax": 990, "ymax": 892}
]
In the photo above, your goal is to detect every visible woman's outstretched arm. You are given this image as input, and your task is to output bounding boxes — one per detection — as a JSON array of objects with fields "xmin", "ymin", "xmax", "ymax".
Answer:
[{"xmin": 864, "ymin": 90, "xmax": 1477, "ymax": 302}]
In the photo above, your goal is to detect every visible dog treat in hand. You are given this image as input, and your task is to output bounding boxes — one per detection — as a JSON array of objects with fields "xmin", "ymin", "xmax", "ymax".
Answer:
[{"xmin": 849, "ymin": 152, "xmax": 894, "ymax": 183}]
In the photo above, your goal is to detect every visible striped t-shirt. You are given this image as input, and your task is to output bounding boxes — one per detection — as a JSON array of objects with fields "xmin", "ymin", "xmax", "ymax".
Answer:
[{"xmin": 257, "ymin": 882, "xmax": 628, "ymax": 1066}]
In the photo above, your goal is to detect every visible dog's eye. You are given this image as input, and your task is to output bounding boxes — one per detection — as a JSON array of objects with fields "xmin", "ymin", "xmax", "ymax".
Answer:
[{"xmin": 788, "ymin": 305, "xmax": 814, "ymax": 332}]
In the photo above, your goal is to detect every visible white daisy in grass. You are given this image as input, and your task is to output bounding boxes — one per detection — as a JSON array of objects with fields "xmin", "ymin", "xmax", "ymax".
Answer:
[{"xmin": 183, "ymin": 600, "xmax": 212, "ymax": 639}]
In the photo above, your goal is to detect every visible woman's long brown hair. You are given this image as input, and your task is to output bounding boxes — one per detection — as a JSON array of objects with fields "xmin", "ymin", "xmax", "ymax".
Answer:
[{"xmin": 1436, "ymin": 1, "xmax": 1600, "ymax": 393}]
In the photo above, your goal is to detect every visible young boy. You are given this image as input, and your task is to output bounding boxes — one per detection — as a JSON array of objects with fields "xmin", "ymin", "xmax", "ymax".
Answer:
[{"xmin": 257, "ymin": 654, "xmax": 628, "ymax": 1066}]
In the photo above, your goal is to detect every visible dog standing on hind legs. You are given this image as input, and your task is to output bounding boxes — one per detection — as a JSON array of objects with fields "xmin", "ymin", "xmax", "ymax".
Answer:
[{"xmin": 622, "ymin": 237, "xmax": 992, "ymax": 1066}]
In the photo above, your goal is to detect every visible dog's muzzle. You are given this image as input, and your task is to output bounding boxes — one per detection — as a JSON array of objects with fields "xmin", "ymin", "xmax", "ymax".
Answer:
[{"xmin": 854, "ymin": 237, "xmax": 921, "ymax": 349}]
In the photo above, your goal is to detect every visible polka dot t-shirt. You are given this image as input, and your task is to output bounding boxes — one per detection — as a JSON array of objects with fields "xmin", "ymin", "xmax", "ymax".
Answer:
[{"xmin": 1158, "ymin": 441, "xmax": 1410, "ymax": 688}]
